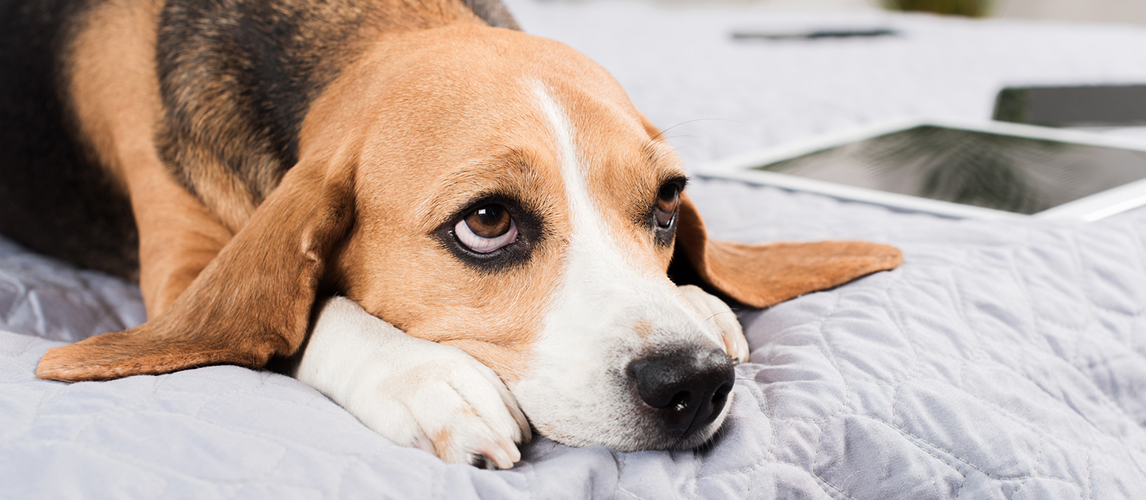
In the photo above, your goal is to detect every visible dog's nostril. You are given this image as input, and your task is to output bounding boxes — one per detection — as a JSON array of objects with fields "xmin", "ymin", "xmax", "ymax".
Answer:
[
  {"xmin": 709, "ymin": 381, "xmax": 733, "ymax": 415},
  {"xmin": 628, "ymin": 349, "xmax": 736, "ymax": 439}
]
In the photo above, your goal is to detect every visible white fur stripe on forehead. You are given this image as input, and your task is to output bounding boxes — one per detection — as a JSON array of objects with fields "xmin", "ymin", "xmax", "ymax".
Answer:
[
  {"xmin": 531, "ymin": 82, "xmax": 581, "ymax": 178},
  {"xmin": 530, "ymin": 81, "xmax": 604, "ymax": 242}
]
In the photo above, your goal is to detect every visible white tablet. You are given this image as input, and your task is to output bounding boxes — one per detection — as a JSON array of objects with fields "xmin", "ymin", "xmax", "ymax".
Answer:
[{"xmin": 699, "ymin": 118, "xmax": 1146, "ymax": 220}]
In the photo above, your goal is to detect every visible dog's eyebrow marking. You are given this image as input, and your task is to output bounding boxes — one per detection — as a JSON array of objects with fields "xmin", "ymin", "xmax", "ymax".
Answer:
[
  {"xmin": 415, "ymin": 150, "xmax": 542, "ymax": 233},
  {"xmin": 640, "ymin": 139, "xmax": 689, "ymax": 187},
  {"xmin": 641, "ymin": 141, "xmax": 672, "ymax": 168}
]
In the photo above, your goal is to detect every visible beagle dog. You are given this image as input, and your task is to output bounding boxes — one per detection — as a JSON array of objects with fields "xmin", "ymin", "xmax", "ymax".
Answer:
[{"xmin": 3, "ymin": 0, "xmax": 901, "ymax": 468}]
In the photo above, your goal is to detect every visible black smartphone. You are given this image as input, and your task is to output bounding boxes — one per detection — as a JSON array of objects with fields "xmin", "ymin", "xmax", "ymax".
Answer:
[{"xmin": 994, "ymin": 84, "xmax": 1146, "ymax": 127}]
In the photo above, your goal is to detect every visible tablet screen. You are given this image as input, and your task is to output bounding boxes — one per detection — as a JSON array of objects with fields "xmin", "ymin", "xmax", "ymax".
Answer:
[{"xmin": 753, "ymin": 125, "xmax": 1146, "ymax": 214}]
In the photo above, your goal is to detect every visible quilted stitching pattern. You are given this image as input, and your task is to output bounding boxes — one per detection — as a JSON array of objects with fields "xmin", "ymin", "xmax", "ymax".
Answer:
[
  {"xmin": 3, "ymin": 182, "xmax": 1145, "ymax": 499},
  {"xmin": 0, "ymin": 238, "xmax": 144, "ymax": 343},
  {"xmin": 693, "ymin": 179, "xmax": 1146, "ymax": 499}
]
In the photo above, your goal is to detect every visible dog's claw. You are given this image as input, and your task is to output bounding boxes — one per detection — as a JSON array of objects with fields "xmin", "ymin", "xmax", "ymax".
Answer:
[
  {"xmin": 679, "ymin": 285, "xmax": 750, "ymax": 363},
  {"xmin": 478, "ymin": 438, "xmax": 519, "ymax": 470},
  {"xmin": 352, "ymin": 357, "xmax": 527, "ymax": 468}
]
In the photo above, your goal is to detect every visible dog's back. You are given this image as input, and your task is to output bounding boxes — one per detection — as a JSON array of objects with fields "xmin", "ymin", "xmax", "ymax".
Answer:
[{"xmin": 0, "ymin": 0, "xmax": 139, "ymax": 278}]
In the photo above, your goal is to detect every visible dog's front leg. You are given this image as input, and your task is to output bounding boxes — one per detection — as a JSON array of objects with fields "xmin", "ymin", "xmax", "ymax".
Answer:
[{"xmin": 295, "ymin": 297, "xmax": 531, "ymax": 469}]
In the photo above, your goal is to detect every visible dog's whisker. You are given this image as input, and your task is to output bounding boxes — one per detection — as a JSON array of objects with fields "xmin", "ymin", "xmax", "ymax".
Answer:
[
  {"xmin": 651, "ymin": 117, "xmax": 745, "ymax": 141},
  {"xmin": 705, "ymin": 310, "xmax": 737, "ymax": 323}
]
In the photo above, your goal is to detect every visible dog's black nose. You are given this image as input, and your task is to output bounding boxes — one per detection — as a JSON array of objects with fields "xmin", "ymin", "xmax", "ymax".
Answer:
[{"xmin": 627, "ymin": 349, "xmax": 735, "ymax": 439}]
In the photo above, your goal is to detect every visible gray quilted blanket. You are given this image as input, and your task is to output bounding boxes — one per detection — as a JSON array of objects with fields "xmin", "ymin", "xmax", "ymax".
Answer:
[{"xmin": 4, "ymin": 1, "xmax": 1146, "ymax": 498}]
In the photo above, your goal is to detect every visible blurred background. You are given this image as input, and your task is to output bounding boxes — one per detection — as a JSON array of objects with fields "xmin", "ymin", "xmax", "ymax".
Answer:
[
  {"xmin": 510, "ymin": 0, "xmax": 1146, "ymax": 172},
  {"xmin": 627, "ymin": 0, "xmax": 1146, "ymax": 25}
]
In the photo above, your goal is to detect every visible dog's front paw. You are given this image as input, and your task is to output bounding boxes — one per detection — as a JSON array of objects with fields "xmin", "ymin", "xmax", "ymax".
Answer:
[
  {"xmin": 348, "ymin": 347, "xmax": 530, "ymax": 469},
  {"xmin": 297, "ymin": 297, "xmax": 530, "ymax": 469},
  {"xmin": 679, "ymin": 285, "xmax": 750, "ymax": 362}
]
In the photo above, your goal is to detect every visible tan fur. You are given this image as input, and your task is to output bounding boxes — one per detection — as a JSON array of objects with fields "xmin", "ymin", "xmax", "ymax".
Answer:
[
  {"xmin": 37, "ymin": 148, "xmax": 356, "ymax": 380},
  {"xmin": 433, "ymin": 428, "xmax": 454, "ymax": 458},
  {"xmin": 65, "ymin": 0, "xmax": 234, "ymax": 316},
  {"xmin": 675, "ymin": 193, "xmax": 903, "ymax": 308},
  {"xmin": 36, "ymin": 2, "xmax": 902, "ymax": 388},
  {"xmin": 321, "ymin": 26, "xmax": 580, "ymax": 381}
]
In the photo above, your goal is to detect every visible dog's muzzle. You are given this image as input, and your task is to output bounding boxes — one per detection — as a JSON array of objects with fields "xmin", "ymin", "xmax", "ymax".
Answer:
[{"xmin": 627, "ymin": 348, "xmax": 735, "ymax": 440}]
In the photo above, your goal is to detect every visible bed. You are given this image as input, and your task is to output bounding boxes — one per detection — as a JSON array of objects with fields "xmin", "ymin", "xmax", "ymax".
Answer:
[{"xmin": 3, "ymin": 1, "xmax": 1146, "ymax": 498}]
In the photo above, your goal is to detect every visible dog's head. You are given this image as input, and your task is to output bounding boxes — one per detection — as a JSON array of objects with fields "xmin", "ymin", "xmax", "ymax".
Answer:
[{"xmin": 37, "ymin": 25, "xmax": 900, "ymax": 451}]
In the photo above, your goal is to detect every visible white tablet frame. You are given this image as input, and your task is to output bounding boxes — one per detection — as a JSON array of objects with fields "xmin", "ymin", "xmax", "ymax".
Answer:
[{"xmin": 698, "ymin": 118, "xmax": 1146, "ymax": 221}]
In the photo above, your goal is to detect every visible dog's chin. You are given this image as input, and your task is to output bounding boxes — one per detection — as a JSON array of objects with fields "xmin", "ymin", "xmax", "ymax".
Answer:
[
  {"xmin": 523, "ymin": 392, "xmax": 734, "ymax": 453},
  {"xmin": 614, "ymin": 396, "xmax": 733, "ymax": 453}
]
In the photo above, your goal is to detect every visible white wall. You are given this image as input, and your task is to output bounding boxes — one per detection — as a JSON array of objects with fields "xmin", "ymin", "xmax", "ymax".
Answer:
[{"xmin": 993, "ymin": 0, "xmax": 1146, "ymax": 25}]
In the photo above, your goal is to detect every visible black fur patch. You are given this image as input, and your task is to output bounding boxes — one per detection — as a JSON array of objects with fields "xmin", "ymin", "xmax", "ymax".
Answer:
[
  {"xmin": 156, "ymin": 0, "xmax": 522, "ymax": 205},
  {"xmin": 0, "ymin": 0, "xmax": 140, "ymax": 279},
  {"xmin": 464, "ymin": 0, "xmax": 520, "ymax": 30}
]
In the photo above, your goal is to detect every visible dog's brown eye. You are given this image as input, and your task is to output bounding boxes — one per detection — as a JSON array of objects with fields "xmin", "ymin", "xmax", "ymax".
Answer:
[
  {"xmin": 455, "ymin": 204, "xmax": 517, "ymax": 253},
  {"xmin": 654, "ymin": 184, "xmax": 680, "ymax": 228},
  {"xmin": 467, "ymin": 205, "xmax": 511, "ymax": 238}
]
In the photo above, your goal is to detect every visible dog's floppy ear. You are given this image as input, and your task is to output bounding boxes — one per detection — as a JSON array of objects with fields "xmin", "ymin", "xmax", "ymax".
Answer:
[
  {"xmin": 36, "ymin": 157, "xmax": 355, "ymax": 382},
  {"xmin": 670, "ymin": 192, "xmax": 902, "ymax": 308}
]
